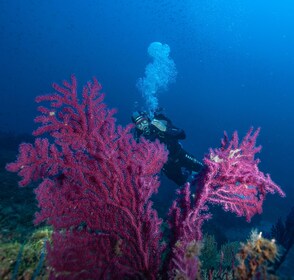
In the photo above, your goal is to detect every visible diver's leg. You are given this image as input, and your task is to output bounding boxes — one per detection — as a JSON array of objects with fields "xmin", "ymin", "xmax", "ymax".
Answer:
[
  {"xmin": 179, "ymin": 149, "xmax": 203, "ymax": 173},
  {"xmin": 163, "ymin": 162, "xmax": 187, "ymax": 186}
]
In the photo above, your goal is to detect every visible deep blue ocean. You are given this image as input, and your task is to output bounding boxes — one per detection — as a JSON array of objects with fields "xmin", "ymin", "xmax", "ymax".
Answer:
[{"xmin": 0, "ymin": 0, "xmax": 293, "ymax": 278}]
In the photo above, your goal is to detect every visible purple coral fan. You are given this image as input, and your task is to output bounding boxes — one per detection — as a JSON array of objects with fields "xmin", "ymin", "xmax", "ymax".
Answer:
[
  {"xmin": 6, "ymin": 75, "xmax": 168, "ymax": 279},
  {"xmin": 7, "ymin": 76, "xmax": 285, "ymax": 280}
]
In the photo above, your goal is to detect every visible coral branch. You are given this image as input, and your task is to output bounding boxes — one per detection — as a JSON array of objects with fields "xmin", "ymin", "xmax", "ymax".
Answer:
[
  {"xmin": 7, "ymin": 76, "xmax": 285, "ymax": 279},
  {"xmin": 165, "ymin": 128, "xmax": 285, "ymax": 278},
  {"xmin": 6, "ymin": 75, "xmax": 168, "ymax": 279}
]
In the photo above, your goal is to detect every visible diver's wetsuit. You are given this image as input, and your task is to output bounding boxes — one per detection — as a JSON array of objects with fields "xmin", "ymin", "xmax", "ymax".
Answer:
[{"xmin": 134, "ymin": 113, "xmax": 203, "ymax": 186}]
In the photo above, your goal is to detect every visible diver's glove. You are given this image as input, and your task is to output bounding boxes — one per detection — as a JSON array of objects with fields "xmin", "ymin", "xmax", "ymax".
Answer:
[{"xmin": 151, "ymin": 119, "xmax": 167, "ymax": 132}]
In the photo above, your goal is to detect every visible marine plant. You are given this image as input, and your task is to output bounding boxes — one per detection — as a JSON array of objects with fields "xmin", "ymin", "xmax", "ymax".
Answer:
[{"xmin": 6, "ymin": 75, "xmax": 285, "ymax": 279}]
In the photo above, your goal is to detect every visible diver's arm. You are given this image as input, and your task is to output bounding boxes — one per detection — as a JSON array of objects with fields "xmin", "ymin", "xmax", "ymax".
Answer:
[
  {"xmin": 166, "ymin": 125, "xmax": 186, "ymax": 139},
  {"xmin": 151, "ymin": 119, "xmax": 186, "ymax": 139}
]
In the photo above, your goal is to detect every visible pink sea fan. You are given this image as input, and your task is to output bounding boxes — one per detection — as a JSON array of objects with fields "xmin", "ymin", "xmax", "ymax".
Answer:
[{"xmin": 6, "ymin": 75, "xmax": 168, "ymax": 279}]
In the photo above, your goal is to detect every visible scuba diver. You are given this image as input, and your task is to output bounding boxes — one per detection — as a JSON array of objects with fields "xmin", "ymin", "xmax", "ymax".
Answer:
[{"xmin": 131, "ymin": 110, "xmax": 203, "ymax": 186}]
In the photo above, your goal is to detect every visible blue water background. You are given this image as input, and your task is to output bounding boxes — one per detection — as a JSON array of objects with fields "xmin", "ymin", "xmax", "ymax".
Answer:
[{"xmin": 0, "ymin": 0, "xmax": 293, "ymax": 221}]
